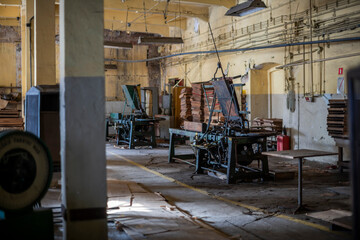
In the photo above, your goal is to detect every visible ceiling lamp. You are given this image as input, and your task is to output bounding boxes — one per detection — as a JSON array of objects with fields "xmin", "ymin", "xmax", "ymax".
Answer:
[
  {"xmin": 138, "ymin": 37, "xmax": 184, "ymax": 45},
  {"xmin": 104, "ymin": 41, "xmax": 133, "ymax": 49},
  {"xmin": 225, "ymin": 0, "xmax": 267, "ymax": 17}
]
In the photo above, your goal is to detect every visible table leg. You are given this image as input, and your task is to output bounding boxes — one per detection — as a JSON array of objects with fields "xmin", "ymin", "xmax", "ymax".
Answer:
[
  {"xmin": 298, "ymin": 157, "xmax": 303, "ymax": 208},
  {"xmin": 195, "ymin": 149, "xmax": 205, "ymax": 174},
  {"xmin": 168, "ymin": 133, "xmax": 174, "ymax": 163},
  {"xmin": 338, "ymin": 146, "xmax": 343, "ymax": 173},
  {"xmin": 294, "ymin": 157, "xmax": 306, "ymax": 214},
  {"xmin": 129, "ymin": 121, "xmax": 135, "ymax": 149},
  {"xmin": 227, "ymin": 138, "xmax": 236, "ymax": 184}
]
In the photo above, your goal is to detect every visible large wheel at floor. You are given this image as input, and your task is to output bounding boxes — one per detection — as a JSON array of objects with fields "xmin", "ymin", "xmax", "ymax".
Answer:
[{"xmin": 0, "ymin": 130, "xmax": 53, "ymax": 212}]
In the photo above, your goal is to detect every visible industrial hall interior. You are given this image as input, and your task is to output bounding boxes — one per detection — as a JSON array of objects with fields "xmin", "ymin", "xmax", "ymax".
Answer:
[{"xmin": 1, "ymin": 0, "xmax": 360, "ymax": 239}]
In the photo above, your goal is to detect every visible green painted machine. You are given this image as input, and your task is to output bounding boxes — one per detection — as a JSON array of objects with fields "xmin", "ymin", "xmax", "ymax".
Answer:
[{"xmin": 107, "ymin": 85, "xmax": 162, "ymax": 149}]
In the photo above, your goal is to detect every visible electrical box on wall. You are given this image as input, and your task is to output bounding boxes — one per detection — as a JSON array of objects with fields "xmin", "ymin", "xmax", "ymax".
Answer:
[{"xmin": 305, "ymin": 96, "xmax": 313, "ymax": 102}]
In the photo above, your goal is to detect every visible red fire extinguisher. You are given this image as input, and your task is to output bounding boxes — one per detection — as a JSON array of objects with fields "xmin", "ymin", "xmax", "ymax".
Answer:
[{"xmin": 277, "ymin": 127, "xmax": 290, "ymax": 151}]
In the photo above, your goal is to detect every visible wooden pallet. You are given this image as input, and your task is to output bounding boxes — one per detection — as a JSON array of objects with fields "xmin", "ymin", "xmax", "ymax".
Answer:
[{"xmin": 327, "ymin": 99, "xmax": 348, "ymax": 139}]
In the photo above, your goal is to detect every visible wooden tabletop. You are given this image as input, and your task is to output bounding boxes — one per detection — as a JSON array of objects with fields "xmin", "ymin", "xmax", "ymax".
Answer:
[{"xmin": 262, "ymin": 149, "xmax": 338, "ymax": 159}]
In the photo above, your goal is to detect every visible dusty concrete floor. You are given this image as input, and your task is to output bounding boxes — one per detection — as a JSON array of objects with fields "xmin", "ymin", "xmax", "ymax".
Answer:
[{"xmin": 106, "ymin": 142, "xmax": 352, "ymax": 240}]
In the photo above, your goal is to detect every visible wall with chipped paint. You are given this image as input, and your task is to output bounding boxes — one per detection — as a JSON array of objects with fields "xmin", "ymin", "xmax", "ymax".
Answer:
[
  {"xmin": 0, "ymin": 43, "xmax": 17, "ymax": 87},
  {"xmin": 104, "ymin": 45, "xmax": 149, "ymax": 101},
  {"xmin": 164, "ymin": 0, "xmax": 360, "ymax": 163},
  {"xmin": 54, "ymin": 40, "xmax": 151, "ymax": 102}
]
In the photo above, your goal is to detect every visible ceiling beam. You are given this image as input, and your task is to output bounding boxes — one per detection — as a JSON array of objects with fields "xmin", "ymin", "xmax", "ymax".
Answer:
[
  {"xmin": 0, "ymin": 0, "xmax": 21, "ymax": 6},
  {"xmin": 104, "ymin": 0, "xmax": 209, "ymax": 21},
  {"xmin": 138, "ymin": 36, "xmax": 184, "ymax": 44},
  {"xmin": 104, "ymin": 41, "xmax": 133, "ymax": 49},
  {"xmin": 166, "ymin": 0, "xmax": 236, "ymax": 8},
  {"xmin": 0, "ymin": 19, "xmax": 19, "ymax": 26},
  {"xmin": 0, "ymin": 5, "xmax": 20, "ymax": 18},
  {"xmin": 104, "ymin": 20, "xmax": 172, "ymax": 37},
  {"xmin": 104, "ymin": 9, "xmax": 187, "ymax": 30}
]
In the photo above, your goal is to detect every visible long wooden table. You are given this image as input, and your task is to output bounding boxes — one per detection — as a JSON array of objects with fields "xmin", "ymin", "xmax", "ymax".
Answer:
[{"xmin": 262, "ymin": 149, "xmax": 338, "ymax": 213}]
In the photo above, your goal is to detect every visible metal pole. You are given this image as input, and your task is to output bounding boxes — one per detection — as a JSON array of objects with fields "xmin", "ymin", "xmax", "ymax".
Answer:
[
  {"xmin": 309, "ymin": 0, "xmax": 314, "ymax": 97},
  {"xmin": 298, "ymin": 157, "xmax": 303, "ymax": 209}
]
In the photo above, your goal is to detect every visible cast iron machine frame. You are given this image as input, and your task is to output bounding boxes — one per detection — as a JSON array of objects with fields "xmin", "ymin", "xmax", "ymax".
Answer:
[
  {"xmin": 109, "ymin": 85, "xmax": 161, "ymax": 149},
  {"xmin": 168, "ymin": 78, "xmax": 275, "ymax": 184}
]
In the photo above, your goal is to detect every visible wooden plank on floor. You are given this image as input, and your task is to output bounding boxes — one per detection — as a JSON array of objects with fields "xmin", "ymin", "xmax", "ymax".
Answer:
[
  {"xmin": 107, "ymin": 179, "xmax": 132, "ymax": 197},
  {"xmin": 107, "ymin": 196, "xmax": 132, "ymax": 208},
  {"xmin": 132, "ymin": 193, "xmax": 165, "ymax": 203}
]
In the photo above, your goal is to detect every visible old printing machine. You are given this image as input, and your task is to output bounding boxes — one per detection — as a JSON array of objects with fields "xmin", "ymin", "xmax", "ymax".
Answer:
[
  {"xmin": 106, "ymin": 85, "xmax": 162, "ymax": 149},
  {"xmin": 168, "ymin": 78, "xmax": 276, "ymax": 184}
]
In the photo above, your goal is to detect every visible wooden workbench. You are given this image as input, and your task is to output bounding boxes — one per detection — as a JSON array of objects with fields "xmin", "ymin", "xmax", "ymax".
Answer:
[{"xmin": 263, "ymin": 149, "xmax": 338, "ymax": 213}]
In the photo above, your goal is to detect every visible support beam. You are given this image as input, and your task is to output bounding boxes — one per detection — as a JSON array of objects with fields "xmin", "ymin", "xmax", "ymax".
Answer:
[
  {"xmin": 168, "ymin": 0, "xmax": 236, "ymax": 8},
  {"xmin": 104, "ymin": 0, "xmax": 209, "ymax": 21},
  {"xmin": 21, "ymin": 0, "xmax": 33, "ymax": 116},
  {"xmin": 0, "ymin": 5, "xmax": 20, "ymax": 17},
  {"xmin": 34, "ymin": 0, "xmax": 55, "ymax": 85},
  {"xmin": 0, "ymin": 0, "xmax": 22, "ymax": 5},
  {"xmin": 104, "ymin": 10, "xmax": 188, "ymax": 30},
  {"xmin": 60, "ymin": 0, "xmax": 107, "ymax": 239}
]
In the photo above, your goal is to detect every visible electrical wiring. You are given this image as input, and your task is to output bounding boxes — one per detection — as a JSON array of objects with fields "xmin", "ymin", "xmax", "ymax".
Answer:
[{"xmin": 104, "ymin": 37, "xmax": 360, "ymax": 63}]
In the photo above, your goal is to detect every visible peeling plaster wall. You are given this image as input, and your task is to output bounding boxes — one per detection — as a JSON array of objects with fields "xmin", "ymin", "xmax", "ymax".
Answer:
[
  {"xmin": 105, "ymin": 45, "xmax": 149, "ymax": 101},
  {"xmin": 164, "ymin": 0, "xmax": 360, "ymax": 163},
  {"xmin": 0, "ymin": 42, "xmax": 17, "ymax": 87},
  {"xmin": 54, "ymin": 30, "xmax": 156, "ymax": 101}
]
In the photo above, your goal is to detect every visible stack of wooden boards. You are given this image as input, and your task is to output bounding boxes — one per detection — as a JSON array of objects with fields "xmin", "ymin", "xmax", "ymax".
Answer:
[
  {"xmin": 252, "ymin": 118, "xmax": 283, "ymax": 133},
  {"xmin": 327, "ymin": 99, "xmax": 348, "ymax": 139},
  {"xmin": 0, "ymin": 109, "xmax": 23, "ymax": 131},
  {"xmin": 191, "ymin": 83, "xmax": 204, "ymax": 122},
  {"xmin": 203, "ymin": 85, "xmax": 224, "ymax": 124},
  {"xmin": 179, "ymin": 87, "xmax": 192, "ymax": 126}
]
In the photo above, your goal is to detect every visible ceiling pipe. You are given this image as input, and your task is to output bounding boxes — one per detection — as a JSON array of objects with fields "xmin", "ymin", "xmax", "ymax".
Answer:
[{"xmin": 105, "ymin": 37, "xmax": 360, "ymax": 63}]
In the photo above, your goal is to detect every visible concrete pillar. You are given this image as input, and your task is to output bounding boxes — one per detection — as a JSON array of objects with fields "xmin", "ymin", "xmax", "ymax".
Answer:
[
  {"xmin": 59, "ymin": 0, "xmax": 107, "ymax": 239},
  {"xmin": 34, "ymin": 0, "xmax": 55, "ymax": 85},
  {"xmin": 21, "ymin": 0, "xmax": 33, "ymax": 115}
]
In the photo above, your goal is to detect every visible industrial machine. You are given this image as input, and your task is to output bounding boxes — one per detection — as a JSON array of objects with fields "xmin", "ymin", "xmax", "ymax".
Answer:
[
  {"xmin": 0, "ymin": 130, "xmax": 54, "ymax": 239},
  {"xmin": 168, "ymin": 78, "xmax": 275, "ymax": 184},
  {"xmin": 108, "ymin": 85, "xmax": 162, "ymax": 149},
  {"xmin": 168, "ymin": 23, "xmax": 275, "ymax": 183}
]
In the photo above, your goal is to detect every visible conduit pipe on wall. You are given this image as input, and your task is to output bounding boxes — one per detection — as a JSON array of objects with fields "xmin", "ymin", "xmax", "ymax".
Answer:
[
  {"xmin": 276, "ymin": 52, "xmax": 360, "ymax": 69},
  {"xmin": 303, "ymin": 39, "xmax": 306, "ymax": 96},
  {"xmin": 105, "ymin": 37, "xmax": 360, "ymax": 63},
  {"xmin": 309, "ymin": 0, "xmax": 314, "ymax": 97}
]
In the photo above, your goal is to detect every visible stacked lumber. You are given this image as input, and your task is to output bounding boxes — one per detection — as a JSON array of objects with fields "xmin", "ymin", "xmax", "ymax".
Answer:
[
  {"xmin": 253, "ymin": 118, "xmax": 283, "ymax": 133},
  {"xmin": 327, "ymin": 99, "xmax": 347, "ymax": 139},
  {"xmin": 240, "ymin": 92, "xmax": 247, "ymax": 113},
  {"xmin": 191, "ymin": 83, "xmax": 204, "ymax": 122},
  {"xmin": 183, "ymin": 121, "xmax": 207, "ymax": 133},
  {"xmin": 0, "ymin": 109, "xmax": 23, "ymax": 130},
  {"xmin": 179, "ymin": 87, "xmax": 192, "ymax": 126},
  {"xmin": 203, "ymin": 86, "xmax": 224, "ymax": 124}
]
